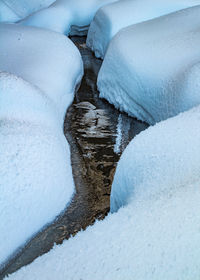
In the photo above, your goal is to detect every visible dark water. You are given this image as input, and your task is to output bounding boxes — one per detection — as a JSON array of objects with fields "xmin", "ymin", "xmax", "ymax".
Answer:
[{"xmin": 0, "ymin": 36, "xmax": 148, "ymax": 279}]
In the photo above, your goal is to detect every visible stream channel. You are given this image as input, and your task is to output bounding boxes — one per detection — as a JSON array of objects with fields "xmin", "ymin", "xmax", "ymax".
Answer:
[{"xmin": 0, "ymin": 36, "xmax": 148, "ymax": 279}]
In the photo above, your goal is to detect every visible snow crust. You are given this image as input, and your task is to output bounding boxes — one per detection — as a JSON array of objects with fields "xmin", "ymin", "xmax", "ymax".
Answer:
[
  {"xmin": 8, "ymin": 106, "xmax": 200, "ymax": 280},
  {"xmin": 0, "ymin": 23, "xmax": 83, "ymax": 120},
  {"xmin": 0, "ymin": 0, "xmax": 55, "ymax": 22},
  {"xmin": 87, "ymin": 0, "xmax": 200, "ymax": 59},
  {"xmin": 19, "ymin": 0, "xmax": 118, "ymax": 35},
  {"xmin": 0, "ymin": 24, "xmax": 83, "ymax": 267},
  {"xmin": 98, "ymin": 6, "xmax": 200, "ymax": 124}
]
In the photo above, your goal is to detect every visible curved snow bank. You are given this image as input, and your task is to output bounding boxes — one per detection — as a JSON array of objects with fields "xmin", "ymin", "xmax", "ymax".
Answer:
[
  {"xmin": 0, "ymin": 23, "xmax": 83, "ymax": 120},
  {"xmin": 87, "ymin": 0, "xmax": 200, "ymax": 59},
  {"xmin": 0, "ymin": 0, "xmax": 55, "ymax": 23},
  {"xmin": 8, "ymin": 106, "xmax": 200, "ymax": 280},
  {"xmin": 98, "ymin": 6, "xmax": 200, "ymax": 124},
  {"xmin": 19, "ymin": 0, "xmax": 118, "ymax": 35},
  {"xmin": 0, "ymin": 24, "xmax": 83, "ymax": 267},
  {"xmin": 0, "ymin": 72, "xmax": 60, "ymax": 130},
  {"xmin": 111, "ymin": 105, "xmax": 200, "ymax": 212},
  {"xmin": 0, "ymin": 73, "xmax": 74, "ymax": 267}
]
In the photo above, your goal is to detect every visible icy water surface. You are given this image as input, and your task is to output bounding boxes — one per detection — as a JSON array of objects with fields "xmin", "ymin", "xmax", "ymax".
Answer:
[{"xmin": 1, "ymin": 36, "xmax": 148, "ymax": 279}]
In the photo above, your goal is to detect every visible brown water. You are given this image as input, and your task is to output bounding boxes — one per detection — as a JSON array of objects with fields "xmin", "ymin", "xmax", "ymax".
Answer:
[{"xmin": 0, "ymin": 36, "xmax": 148, "ymax": 279}]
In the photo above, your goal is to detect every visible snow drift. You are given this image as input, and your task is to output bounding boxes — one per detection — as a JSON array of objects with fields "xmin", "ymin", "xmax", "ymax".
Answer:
[
  {"xmin": 0, "ymin": 0, "xmax": 55, "ymax": 23},
  {"xmin": 87, "ymin": 0, "xmax": 200, "ymax": 59},
  {"xmin": 0, "ymin": 23, "xmax": 83, "ymax": 120},
  {"xmin": 0, "ymin": 24, "xmax": 83, "ymax": 268},
  {"xmin": 8, "ymin": 106, "xmax": 200, "ymax": 280},
  {"xmin": 98, "ymin": 6, "xmax": 200, "ymax": 124},
  {"xmin": 0, "ymin": 73, "xmax": 75, "ymax": 267},
  {"xmin": 20, "ymin": 0, "xmax": 118, "ymax": 35}
]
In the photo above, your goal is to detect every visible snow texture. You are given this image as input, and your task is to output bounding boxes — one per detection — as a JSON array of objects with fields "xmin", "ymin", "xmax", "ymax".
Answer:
[
  {"xmin": 19, "ymin": 0, "xmax": 118, "ymax": 36},
  {"xmin": 0, "ymin": 0, "xmax": 55, "ymax": 22},
  {"xmin": 0, "ymin": 24, "xmax": 83, "ymax": 267},
  {"xmin": 7, "ymin": 106, "xmax": 200, "ymax": 280},
  {"xmin": 0, "ymin": 23, "xmax": 83, "ymax": 120},
  {"xmin": 87, "ymin": 0, "xmax": 200, "ymax": 59},
  {"xmin": 98, "ymin": 6, "xmax": 200, "ymax": 124}
]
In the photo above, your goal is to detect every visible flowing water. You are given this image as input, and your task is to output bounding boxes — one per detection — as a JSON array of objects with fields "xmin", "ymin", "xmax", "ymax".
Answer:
[{"xmin": 0, "ymin": 36, "xmax": 148, "ymax": 279}]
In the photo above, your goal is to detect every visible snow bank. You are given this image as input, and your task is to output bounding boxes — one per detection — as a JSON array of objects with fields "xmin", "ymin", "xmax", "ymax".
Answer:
[
  {"xmin": 0, "ymin": 24, "xmax": 83, "ymax": 267},
  {"xmin": 0, "ymin": 0, "xmax": 55, "ymax": 23},
  {"xmin": 98, "ymin": 6, "xmax": 200, "ymax": 124},
  {"xmin": 87, "ymin": 0, "xmax": 200, "ymax": 59},
  {"xmin": 19, "ymin": 0, "xmax": 118, "ymax": 35},
  {"xmin": 111, "ymin": 105, "xmax": 200, "ymax": 212},
  {"xmin": 0, "ymin": 73, "xmax": 74, "ymax": 267},
  {"xmin": 8, "ymin": 106, "xmax": 200, "ymax": 280},
  {"xmin": 0, "ymin": 23, "xmax": 83, "ymax": 120}
]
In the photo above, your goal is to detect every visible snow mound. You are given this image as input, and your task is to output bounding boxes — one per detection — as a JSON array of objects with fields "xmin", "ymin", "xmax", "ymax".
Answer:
[
  {"xmin": 8, "ymin": 106, "xmax": 200, "ymax": 280},
  {"xmin": 87, "ymin": 0, "xmax": 200, "ymax": 59},
  {"xmin": 0, "ymin": 72, "xmax": 74, "ymax": 267},
  {"xmin": 19, "ymin": 0, "xmax": 118, "ymax": 35},
  {"xmin": 111, "ymin": 105, "xmax": 200, "ymax": 212},
  {"xmin": 0, "ymin": 23, "xmax": 83, "ymax": 119},
  {"xmin": 0, "ymin": 0, "xmax": 55, "ymax": 23},
  {"xmin": 0, "ymin": 23, "xmax": 83, "ymax": 268},
  {"xmin": 98, "ymin": 6, "xmax": 200, "ymax": 124},
  {"xmin": 0, "ymin": 72, "xmax": 60, "ymax": 130}
]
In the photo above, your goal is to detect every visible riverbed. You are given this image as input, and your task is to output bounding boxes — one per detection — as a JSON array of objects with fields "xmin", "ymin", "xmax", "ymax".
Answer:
[{"xmin": 1, "ymin": 36, "xmax": 148, "ymax": 279}]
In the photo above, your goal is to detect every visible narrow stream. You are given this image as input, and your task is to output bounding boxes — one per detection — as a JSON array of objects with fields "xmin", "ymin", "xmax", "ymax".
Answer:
[{"xmin": 1, "ymin": 36, "xmax": 148, "ymax": 279}]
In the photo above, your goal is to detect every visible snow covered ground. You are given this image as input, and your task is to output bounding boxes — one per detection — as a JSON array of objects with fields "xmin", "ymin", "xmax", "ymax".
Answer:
[
  {"xmin": 0, "ymin": 0, "xmax": 55, "ymax": 22},
  {"xmin": 7, "ymin": 106, "xmax": 200, "ymax": 280},
  {"xmin": 98, "ymin": 6, "xmax": 200, "ymax": 124},
  {"xmin": 0, "ymin": 23, "xmax": 83, "ymax": 120},
  {"xmin": 0, "ymin": 24, "xmax": 83, "ymax": 268},
  {"xmin": 87, "ymin": 0, "xmax": 200, "ymax": 59},
  {"xmin": 19, "ymin": 0, "xmax": 118, "ymax": 35}
]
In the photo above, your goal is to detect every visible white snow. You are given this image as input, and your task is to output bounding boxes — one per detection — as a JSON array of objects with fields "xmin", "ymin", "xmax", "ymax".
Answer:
[
  {"xmin": 87, "ymin": 0, "xmax": 200, "ymax": 59},
  {"xmin": 0, "ymin": 23, "xmax": 83, "ymax": 120},
  {"xmin": 19, "ymin": 0, "xmax": 118, "ymax": 35},
  {"xmin": 111, "ymin": 105, "xmax": 200, "ymax": 212},
  {"xmin": 98, "ymin": 6, "xmax": 200, "ymax": 124},
  {"xmin": 7, "ymin": 106, "xmax": 200, "ymax": 280},
  {"xmin": 0, "ymin": 73, "xmax": 74, "ymax": 267},
  {"xmin": 0, "ymin": 0, "xmax": 55, "ymax": 23},
  {"xmin": 0, "ymin": 24, "xmax": 83, "ymax": 268}
]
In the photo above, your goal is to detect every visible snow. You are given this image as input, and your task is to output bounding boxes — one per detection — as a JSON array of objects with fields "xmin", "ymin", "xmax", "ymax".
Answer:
[
  {"xmin": 19, "ymin": 0, "xmax": 118, "ymax": 35},
  {"xmin": 0, "ymin": 72, "xmax": 60, "ymax": 130},
  {"xmin": 0, "ymin": 0, "xmax": 55, "ymax": 23},
  {"xmin": 87, "ymin": 0, "xmax": 200, "ymax": 59},
  {"xmin": 98, "ymin": 6, "xmax": 200, "ymax": 124},
  {"xmin": 0, "ymin": 24, "xmax": 83, "ymax": 268},
  {"xmin": 7, "ymin": 106, "xmax": 200, "ymax": 280},
  {"xmin": 111, "ymin": 105, "xmax": 200, "ymax": 212},
  {"xmin": 0, "ymin": 23, "xmax": 83, "ymax": 120},
  {"xmin": 0, "ymin": 73, "xmax": 74, "ymax": 268}
]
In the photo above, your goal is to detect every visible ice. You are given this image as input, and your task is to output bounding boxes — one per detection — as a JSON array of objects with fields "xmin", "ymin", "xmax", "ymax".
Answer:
[
  {"xmin": 0, "ymin": 23, "xmax": 83, "ymax": 120},
  {"xmin": 98, "ymin": 6, "xmax": 200, "ymax": 124},
  {"xmin": 7, "ymin": 106, "xmax": 200, "ymax": 280},
  {"xmin": 87, "ymin": 0, "xmax": 200, "ymax": 59},
  {"xmin": 0, "ymin": 0, "xmax": 55, "ymax": 22},
  {"xmin": 0, "ymin": 24, "xmax": 83, "ymax": 267},
  {"xmin": 19, "ymin": 0, "xmax": 118, "ymax": 35}
]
